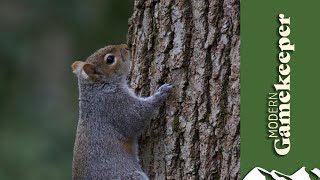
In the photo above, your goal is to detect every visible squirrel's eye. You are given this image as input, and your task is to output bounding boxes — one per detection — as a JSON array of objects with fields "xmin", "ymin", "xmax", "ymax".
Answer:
[{"xmin": 106, "ymin": 55, "xmax": 115, "ymax": 64}]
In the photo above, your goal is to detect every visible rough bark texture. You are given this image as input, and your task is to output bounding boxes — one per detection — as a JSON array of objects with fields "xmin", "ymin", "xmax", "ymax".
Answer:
[{"xmin": 127, "ymin": 0, "xmax": 240, "ymax": 179}]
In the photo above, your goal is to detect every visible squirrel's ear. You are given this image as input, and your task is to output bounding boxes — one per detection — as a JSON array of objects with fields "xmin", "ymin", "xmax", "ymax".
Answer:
[
  {"xmin": 72, "ymin": 61, "xmax": 100, "ymax": 80},
  {"xmin": 82, "ymin": 63, "xmax": 100, "ymax": 80},
  {"xmin": 72, "ymin": 61, "xmax": 84, "ymax": 74}
]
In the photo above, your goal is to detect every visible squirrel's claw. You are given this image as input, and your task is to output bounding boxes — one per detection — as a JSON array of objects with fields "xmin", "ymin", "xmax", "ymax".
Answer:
[{"xmin": 157, "ymin": 83, "xmax": 174, "ymax": 95}]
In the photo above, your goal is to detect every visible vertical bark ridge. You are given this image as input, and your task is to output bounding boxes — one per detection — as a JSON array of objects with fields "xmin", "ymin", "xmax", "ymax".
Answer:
[{"xmin": 128, "ymin": 0, "xmax": 240, "ymax": 179}]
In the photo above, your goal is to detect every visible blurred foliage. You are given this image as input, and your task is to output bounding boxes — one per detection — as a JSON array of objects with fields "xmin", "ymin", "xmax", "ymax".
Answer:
[{"xmin": 0, "ymin": 0, "xmax": 133, "ymax": 179}]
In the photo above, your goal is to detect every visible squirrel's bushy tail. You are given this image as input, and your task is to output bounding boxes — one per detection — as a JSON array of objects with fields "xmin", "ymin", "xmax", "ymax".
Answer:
[{"xmin": 123, "ymin": 171, "xmax": 149, "ymax": 180}]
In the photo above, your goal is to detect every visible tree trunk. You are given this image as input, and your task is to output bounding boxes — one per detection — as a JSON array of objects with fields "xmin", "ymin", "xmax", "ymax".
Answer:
[{"xmin": 127, "ymin": 0, "xmax": 240, "ymax": 179}]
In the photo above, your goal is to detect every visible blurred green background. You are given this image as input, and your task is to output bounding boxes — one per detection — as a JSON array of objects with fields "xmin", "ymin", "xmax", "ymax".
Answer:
[{"xmin": 0, "ymin": 1, "xmax": 133, "ymax": 179}]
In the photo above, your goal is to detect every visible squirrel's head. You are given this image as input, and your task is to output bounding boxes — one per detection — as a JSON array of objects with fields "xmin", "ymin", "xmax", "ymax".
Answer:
[{"xmin": 71, "ymin": 44, "xmax": 131, "ymax": 83}]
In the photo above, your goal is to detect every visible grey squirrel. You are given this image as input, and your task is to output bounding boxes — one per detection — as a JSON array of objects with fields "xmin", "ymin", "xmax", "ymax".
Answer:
[{"xmin": 71, "ymin": 44, "xmax": 173, "ymax": 180}]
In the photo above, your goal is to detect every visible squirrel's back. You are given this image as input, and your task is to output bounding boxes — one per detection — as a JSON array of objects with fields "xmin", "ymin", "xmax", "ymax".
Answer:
[{"xmin": 73, "ymin": 84, "xmax": 149, "ymax": 179}]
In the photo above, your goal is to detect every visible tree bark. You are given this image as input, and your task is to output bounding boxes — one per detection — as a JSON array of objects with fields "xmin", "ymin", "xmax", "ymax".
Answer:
[{"xmin": 127, "ymin": 0, "xmax": 240, "ymax": 179}]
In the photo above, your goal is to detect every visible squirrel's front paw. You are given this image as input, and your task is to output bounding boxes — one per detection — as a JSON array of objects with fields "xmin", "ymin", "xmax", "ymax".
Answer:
[
  {"xmin": 149, "ymin": 83, "xmax": 173, "ymax": 105},
  {"xmin": 156, "ymin": 83, "xmax": 174, "ymax": 96}
]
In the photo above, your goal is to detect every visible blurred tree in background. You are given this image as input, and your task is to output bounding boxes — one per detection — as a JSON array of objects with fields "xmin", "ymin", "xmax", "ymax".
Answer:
[{"xmin": 0, "ymin": 1, "xmax": 133, "ymax": 179}]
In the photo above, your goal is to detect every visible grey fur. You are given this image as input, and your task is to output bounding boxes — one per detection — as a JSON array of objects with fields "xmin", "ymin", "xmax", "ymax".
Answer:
[{"xmin": 72, "ymin": 68, "xmax": 172, "ymax": 180}]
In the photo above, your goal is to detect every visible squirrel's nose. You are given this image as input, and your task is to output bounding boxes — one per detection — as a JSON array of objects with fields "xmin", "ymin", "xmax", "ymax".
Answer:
[
  {"xmin": 120, "ymin": 45, "xmax": 130, "ymax": 62},
  {"xmin": 120, "ymin": 44, "xmax": 129, "ymax": 51}
]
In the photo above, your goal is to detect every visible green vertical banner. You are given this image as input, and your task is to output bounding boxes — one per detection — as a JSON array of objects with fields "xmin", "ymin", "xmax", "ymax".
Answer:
[{"xmin": 241, "ymin": 0, "xmax": 320, "ymax": 179}]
